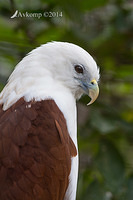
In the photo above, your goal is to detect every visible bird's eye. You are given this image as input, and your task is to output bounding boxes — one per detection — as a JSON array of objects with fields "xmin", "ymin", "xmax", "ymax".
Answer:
[{"xmin": 74, "ymin": 64, "xmax": 83, "ymax": 74}]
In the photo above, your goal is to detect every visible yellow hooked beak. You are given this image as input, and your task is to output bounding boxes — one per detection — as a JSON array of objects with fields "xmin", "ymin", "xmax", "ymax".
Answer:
[{"xmin": 87, "ymin": 79, "xmax": 99, "ymax": 105}]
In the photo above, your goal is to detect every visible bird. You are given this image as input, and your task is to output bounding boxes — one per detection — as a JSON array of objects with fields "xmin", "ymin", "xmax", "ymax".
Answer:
[{"xmin": 0, "ymin": 42, "xmax": 99, "ymax": 200}]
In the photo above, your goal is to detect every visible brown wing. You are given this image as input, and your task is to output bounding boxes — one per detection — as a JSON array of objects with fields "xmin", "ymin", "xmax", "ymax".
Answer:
[{"xmin": 0, "ymin": 98, "xmax": 77, "ymax": 200}]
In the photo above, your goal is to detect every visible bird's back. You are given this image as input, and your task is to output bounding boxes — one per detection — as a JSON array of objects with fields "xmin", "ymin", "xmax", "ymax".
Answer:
[{"xmin": 0, "ymin": 98, "xmax": 77, "ymax": 200}]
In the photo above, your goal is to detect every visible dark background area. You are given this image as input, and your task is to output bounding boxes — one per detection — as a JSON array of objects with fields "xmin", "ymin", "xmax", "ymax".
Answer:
[{"xmin": 0, "ymin": 0, "xmax": 133, "ymax": 199}]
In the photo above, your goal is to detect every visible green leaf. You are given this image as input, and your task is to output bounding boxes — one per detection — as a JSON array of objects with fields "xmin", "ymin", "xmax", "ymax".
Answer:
[
  {"xmin": 80, "ymin": 0, "xmax": 108, "ymax": 11},
  {"xmin": 125, "ymin": 175, "xmax": 133, "ymax": 200},
  {"xmin": 83, "ymin": 180, "xmax": 105, "ymax": 200},
  {"xmin": 96, "ymin": 139, "xmax": 125, "ymax": 195}
]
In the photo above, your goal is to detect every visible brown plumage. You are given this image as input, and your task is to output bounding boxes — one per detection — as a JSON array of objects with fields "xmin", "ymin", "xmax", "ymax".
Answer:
[{"xmin": 0, "ymin": 98, "xmax": 77, "ymax": 200}]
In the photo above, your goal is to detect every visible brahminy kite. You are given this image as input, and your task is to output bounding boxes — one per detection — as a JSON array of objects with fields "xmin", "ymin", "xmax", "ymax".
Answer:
[{"xmin": 0, "ymin": 42, "xmax": 99, "ymax": 200}]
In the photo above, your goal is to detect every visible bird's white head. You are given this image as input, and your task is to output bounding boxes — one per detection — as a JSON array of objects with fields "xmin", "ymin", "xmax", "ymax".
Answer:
[{"xmin": 0, "ymin": 42, "xmax": 100, "ymax": 110}]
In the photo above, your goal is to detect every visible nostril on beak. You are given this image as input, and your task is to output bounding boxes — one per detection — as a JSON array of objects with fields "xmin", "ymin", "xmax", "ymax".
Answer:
[
  {"xmin": 91, "ymin": 81, "xmax": 94, "ymax": 85},
  {"xmin": 90, "ymin": 79, "xmax": 97, "ymax": 85}
]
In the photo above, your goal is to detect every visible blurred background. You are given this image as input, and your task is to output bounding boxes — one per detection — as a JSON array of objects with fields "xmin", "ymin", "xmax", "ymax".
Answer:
[{"xmin": 0, "ymin": 0, "xmax": 133, "ymax": 199}]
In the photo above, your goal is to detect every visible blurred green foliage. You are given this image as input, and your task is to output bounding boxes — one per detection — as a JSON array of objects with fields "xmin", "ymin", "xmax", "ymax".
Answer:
[{"xmin": 0, "ymin": 0, "xmax": 133, "ymax": 199}]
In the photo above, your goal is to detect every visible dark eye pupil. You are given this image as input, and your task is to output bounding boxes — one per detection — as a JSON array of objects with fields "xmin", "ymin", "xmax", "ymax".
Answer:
[{"xmin": 74, "ymin": 65, "xmax": 83, "ymax": 74}]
